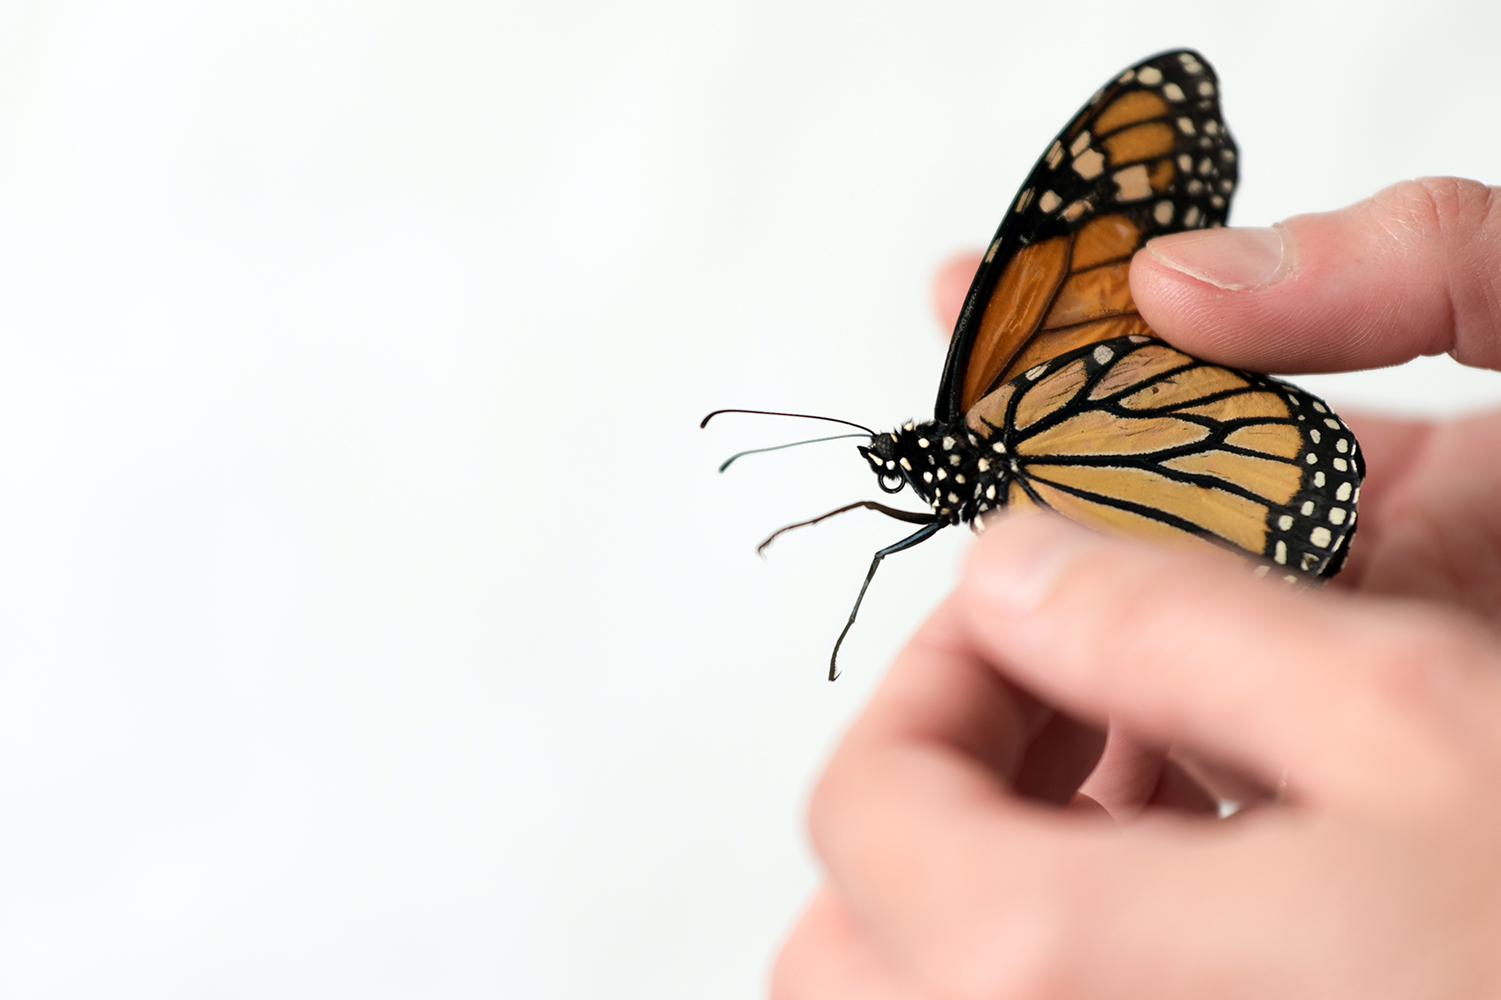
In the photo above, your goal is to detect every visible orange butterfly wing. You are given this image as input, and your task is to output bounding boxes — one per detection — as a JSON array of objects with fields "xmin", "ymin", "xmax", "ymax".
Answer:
[{"xmin": 937, "ymin": 50, "xmax": 1238, "ymax": 420}]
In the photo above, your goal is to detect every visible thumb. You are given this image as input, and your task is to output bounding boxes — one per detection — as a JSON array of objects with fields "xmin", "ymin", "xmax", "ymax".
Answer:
[{"xmin": 1130, "ymin": 178, "xmax": 1501, "ymax": 373}]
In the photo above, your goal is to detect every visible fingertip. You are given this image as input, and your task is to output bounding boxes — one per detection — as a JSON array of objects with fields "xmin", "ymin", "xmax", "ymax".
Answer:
[
  {"xmin": 932, "ymin": 253, "xmax": 983, "ymax": 336},
  {"xmin": 1143, "ymin": 226, "xmax": 1288, "ymax": 292},
  {"xmin": 1130, "ymin": 180, "xmax": 1501, "ymax": 374},
  {"xmin": 965, "ymin": 513, "xmax": 1102, "ymax": 619}
]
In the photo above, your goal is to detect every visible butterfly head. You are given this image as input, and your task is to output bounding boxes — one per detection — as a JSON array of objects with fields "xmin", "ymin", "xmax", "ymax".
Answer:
[{"xmin": 860, "ymin": 420, "xmax": 951, "ymax": 499}]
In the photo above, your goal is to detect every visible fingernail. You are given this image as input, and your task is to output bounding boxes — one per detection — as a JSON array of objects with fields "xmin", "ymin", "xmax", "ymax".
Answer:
[
  {"xmin": 1145, "ymin": 226, "xmax": 1289, "ymax": 290},
  {"xmin": 972, "ymin": 515, "xmax": 1096, "ymax": 616}
]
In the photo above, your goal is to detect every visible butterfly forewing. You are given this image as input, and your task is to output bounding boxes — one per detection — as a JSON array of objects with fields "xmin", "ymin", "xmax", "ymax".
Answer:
[{"xmin": 937, "ymin": 49, "xmax": 1239, "ymax": 421}]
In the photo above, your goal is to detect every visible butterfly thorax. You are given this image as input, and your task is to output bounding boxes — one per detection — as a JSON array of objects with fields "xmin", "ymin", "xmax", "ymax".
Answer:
[{"xmin": 862, "ymin": 419, "xmax": 1012, "ymax": 528}]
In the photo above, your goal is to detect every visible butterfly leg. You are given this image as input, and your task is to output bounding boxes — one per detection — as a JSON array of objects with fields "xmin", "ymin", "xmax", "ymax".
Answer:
[
  {"xmin": 758, "ymin": 501, "xmax": 936, "ymax": 555},
  {"xmin": 829, "ymin": 520, "xmax": 945, "ymax": 681}
]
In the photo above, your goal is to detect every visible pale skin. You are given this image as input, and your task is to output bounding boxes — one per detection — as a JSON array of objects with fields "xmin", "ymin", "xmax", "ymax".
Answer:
[{"xmin": 771, "ymin": 178, "xmax": 1501, "ymax": 999}]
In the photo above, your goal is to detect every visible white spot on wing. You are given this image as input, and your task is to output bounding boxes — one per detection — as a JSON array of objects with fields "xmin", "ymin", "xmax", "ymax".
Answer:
[
  {"xmin": 1046, "ymin": 142, "xmax": 1064, "ymax": 169},
  {"xmin": 1162, "ymin": 82, "xmax": 1185, "ymax": 102},
  {"xmin": 1073, "ymin": 148, "xmax": 1105, "ymax": 180},
  {"xmin": 1136, "ymin": 66, "xmax": 1163, "ymax": 85},
  {"xmin": 1329, "ymin": 508, "xmax": 1346, "ymax": 525},
  {"xmin": 1093, "ymin": 345, "xmax": 1114, "ymax": 363},
  {"xmin": 1039, "ymin": 190, "xmax": 1062, "ymax": 213},
  {"xmin": 1070, "ymin": 131, "xmax": 1093, "ymax": 156},
  {"xmin": 1061, "ymin": 200, "xmax": 1091, "ymax": 222},
  {"xmin": 1335, "ymin": 482, "xmax": 1351, "ymax": 501},
  {"xmin": 1274, "ymin": 540, "xmax": 1287, "ymax": 565},
  {"xmin": 1277, "ymin": 514, "xmax": 1293, "ymax": 530},
  {"xmin": 1310, "ymin": 526, "xmax": 1332, "ymax": 548},
  {"xmin": 1112, "ymin": 164, "xmax": 1152, "ymax": 202},
  {"xmin": 1154, "ymin": 201, "xmax": 1174, "ymax": 224}
]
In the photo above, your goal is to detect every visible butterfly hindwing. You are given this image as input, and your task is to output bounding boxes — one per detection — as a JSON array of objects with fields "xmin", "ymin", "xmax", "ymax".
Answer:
[
  {"xmin": 937, "ymin": 49, "xmax": 1239, "ymax": 421},
  {"xmin": 967, "ymin": 337, "xmax": 1360, "ymax": 579}
]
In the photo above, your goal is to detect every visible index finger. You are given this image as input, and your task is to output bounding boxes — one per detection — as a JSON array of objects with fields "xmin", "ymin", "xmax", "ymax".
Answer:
[{"xmin": 1130, "ymin": 178, "xmax": 1501, "ymax": 373}]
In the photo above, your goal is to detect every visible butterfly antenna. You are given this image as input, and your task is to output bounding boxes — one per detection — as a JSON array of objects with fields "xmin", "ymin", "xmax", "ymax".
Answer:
[
  {"xmin": 717, "ymin": 433, "xmax": 870, "ymax": 473},
  {"xmin": 700, "ymin": 408, "xmax": 876, "ymax": 436}
]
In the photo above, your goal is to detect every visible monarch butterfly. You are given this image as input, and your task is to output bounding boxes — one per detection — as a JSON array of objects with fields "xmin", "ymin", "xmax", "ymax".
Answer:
[{"xmin": 707, "ymin": 50, "xmax": 1363, "ymax": 679}]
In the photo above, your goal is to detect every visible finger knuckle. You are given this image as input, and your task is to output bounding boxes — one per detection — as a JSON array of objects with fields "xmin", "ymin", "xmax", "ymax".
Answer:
[
  {"xmin": 1359, "ymin": 611, "xmax": 1482, "ymax": 707},
  {"xmin": 1347, "ymin": 612, "xmax": 1496, "ymax": 780},
  {"xmin": 927, "ymin": 891, "xmax": 1084, "ymax": 1000},
  {"xmin": 1363, "ymin": 176, "xmax": 1501, "ymax": 368},
  {"xmin": 1368, "ymin": 177, "xmax": 1496, "ymax": 244}
]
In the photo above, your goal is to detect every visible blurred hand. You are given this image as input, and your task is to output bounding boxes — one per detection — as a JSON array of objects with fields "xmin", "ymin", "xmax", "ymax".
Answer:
[{"xmin": 772, "ymin": 178, "xmax": 1501, "ymax": 998}]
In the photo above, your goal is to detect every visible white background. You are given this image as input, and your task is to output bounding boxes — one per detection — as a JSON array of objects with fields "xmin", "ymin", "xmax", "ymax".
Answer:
[{"xmin": 1, "ymin": 2, "xmax": 1499, "ymax": 997}]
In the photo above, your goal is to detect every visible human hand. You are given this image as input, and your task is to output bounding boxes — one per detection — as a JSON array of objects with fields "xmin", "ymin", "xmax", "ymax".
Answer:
[
  {"xmin": 772, "ymin": 179, "xmax": 1501, "ymax": 998},
  {"xmin": 772, "ymin": 514, "xmax": 1501, "ymax": 998}
]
